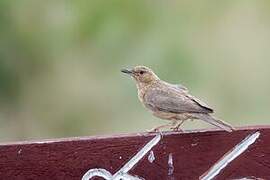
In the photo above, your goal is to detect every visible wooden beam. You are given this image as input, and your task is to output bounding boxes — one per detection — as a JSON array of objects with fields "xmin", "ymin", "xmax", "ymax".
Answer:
[{"xmin": 0, "ymin": 126, "xmax": 269, "ymax": 179}]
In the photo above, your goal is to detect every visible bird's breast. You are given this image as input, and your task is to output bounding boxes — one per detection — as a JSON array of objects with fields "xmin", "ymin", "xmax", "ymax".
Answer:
[
  {"xmin": 153, "ymin": 111, "xmax": 192, "ymax": 121},
  {"xmin": 137, "ymin": 88, "xmax": 145, "ymax": 103}
]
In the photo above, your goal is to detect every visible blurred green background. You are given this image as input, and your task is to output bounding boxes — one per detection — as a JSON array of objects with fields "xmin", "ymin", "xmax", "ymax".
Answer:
[{"xmin": 1, "ymin": 0, "xmax": 270, "ymax": 142}]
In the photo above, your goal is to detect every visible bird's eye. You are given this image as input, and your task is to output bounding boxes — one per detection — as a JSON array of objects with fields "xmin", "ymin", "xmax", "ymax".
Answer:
[{"xmin": 139, "ymin": 71, "xmax": 145, "ymax": 75}]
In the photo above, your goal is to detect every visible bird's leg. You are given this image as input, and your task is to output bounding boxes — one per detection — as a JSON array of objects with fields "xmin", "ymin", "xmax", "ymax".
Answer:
[
  {"xmin": 149, "ymin": 121, "xmax": 175, "ymax": 132},
  {"xmin": 170, "ymin": 120, "xmax": 184, "ymax": 132}
]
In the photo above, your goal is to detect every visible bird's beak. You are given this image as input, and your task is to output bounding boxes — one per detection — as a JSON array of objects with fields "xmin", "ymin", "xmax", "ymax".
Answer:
[{"xmin": 121, "ymin": 68, "xmax": 133, "ymax": 75}]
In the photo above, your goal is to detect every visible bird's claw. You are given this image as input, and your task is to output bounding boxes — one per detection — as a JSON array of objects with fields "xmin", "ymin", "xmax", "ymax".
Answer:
[
  {"xmin": 170, "ymin": 126, "xmax": 183, "ymax": 132},
  {"xmin": 146, "ymin": 127, "xmax": 164, "ymax": 137},
  {"xmin": 147, "ymin": 128, "xmax": 161, "ymax": 133}
]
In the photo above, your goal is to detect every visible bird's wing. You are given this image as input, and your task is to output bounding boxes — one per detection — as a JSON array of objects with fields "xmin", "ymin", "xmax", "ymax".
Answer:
[
  {"xmin": 144, "ymin": 87, "xmax": 213, "ymax": 114},
  {"xmin": 172, "ymin": 84, "xmax": 188, "ymax": 92},
  {"xmin": 162, "ymin": 82, "xmax": 188, "ymax": 92},
  {"xmin": 185, "ymin": 94, "xmax": 213, "ymax": 112}
]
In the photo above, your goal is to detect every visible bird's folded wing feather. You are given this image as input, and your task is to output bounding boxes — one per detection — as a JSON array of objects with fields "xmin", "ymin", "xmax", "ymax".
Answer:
[
  {"xmin": 164, "ymin": 82, "xmax": 188, "ymax": 92},
  {"xmin": 144, "ymin": 87, "xmax": 213, "ymax": 113}
]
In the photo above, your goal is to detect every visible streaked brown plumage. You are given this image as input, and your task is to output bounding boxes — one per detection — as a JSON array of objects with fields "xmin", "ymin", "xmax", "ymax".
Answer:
[{"xmin": 121, "ymin": 65, "xmax": 234, "ymax": 132}]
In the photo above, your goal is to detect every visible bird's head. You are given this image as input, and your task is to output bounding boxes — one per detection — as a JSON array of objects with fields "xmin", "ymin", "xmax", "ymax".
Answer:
[{"xmin": 121, "ymin": 66, "xmax": 159, "ymax": 85}]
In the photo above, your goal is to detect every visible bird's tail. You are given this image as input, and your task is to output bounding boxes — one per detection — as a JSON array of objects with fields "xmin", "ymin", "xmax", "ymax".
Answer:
[{"xmin": 194, "ymin": 114, "xmax": 234, "ymax": 132}]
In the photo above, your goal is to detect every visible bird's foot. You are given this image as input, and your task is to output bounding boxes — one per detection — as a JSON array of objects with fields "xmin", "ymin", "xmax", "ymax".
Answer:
[
  {"xmin": 147, "ymin": 122, "xmax": 173, "ymax": 133},
  {"xmin": 147, "ymin": 127, "xmax": 162, "ymax": 133},
  {"xmin": 146, "ymin": 128, "xmax": 164, "ymax": 138},
  {"xmin": 170, "ymin": 126, "xmax": 184, "ymax": 132},
  {"xmin": 170, "ymin": 120, "xmax": 185, "ymax": 132}
]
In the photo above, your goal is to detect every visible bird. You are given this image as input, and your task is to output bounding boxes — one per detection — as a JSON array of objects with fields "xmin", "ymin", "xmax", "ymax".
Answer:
[{"xmin": 121, "ymin": 65, "xmax": 234, "ymax": 132}]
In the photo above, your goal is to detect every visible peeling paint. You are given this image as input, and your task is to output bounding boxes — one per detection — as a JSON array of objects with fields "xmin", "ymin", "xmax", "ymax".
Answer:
[
  {"xmin": 168, "ymin": 153, "xmax": 174, "ymax": 176},
  {"xmin": 200, "ymin": 131, "xmax": 260, "ymax": 180},
  {"xmin": 17, "ymin": 149, "xmax": 22, "ymax": 155},
  {"xmin": 82, "ymin": 133, "xmax": 161, "ymax": 180},
  {"xmin": 115, "ymin": 133, "xmax": 161, "ymax": 175},
  {"xmin": 82, "ymin": 168, "xmax": 112, "ymax": 180},
  {"xmin": 148, "ymin": 151, "xmax": 155, "ymax": 163}
]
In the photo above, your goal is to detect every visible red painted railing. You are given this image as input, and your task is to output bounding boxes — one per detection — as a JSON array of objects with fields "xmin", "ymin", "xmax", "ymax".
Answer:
[{"xmin": 0, "ymin": 126, "xmax": 269, "ymax": 180}]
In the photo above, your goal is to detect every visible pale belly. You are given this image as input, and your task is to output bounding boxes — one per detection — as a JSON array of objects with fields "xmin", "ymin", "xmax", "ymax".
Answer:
[{"xmin": 152, "ymin": 111, "xmax": 192, "ymax": 121}]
